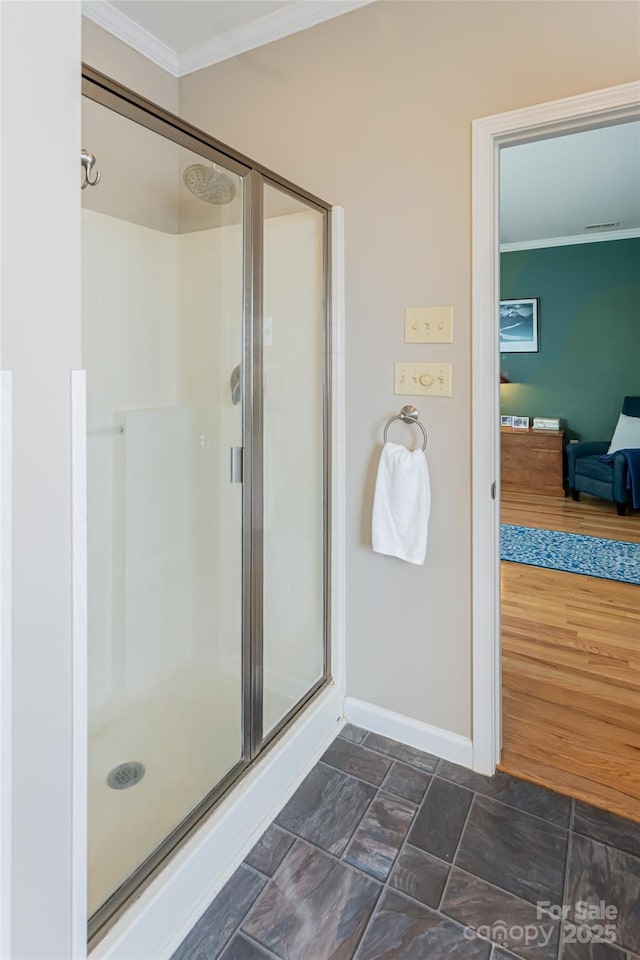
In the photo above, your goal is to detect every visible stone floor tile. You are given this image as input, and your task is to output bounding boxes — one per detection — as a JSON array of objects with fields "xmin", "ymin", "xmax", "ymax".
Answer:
[
  {"xmin": 573, "ymin": 803, "xmax": 640, "ymax": 860},
  {"xmin": 455, "ymin": 795, "xmax": 567, "ymax": 905},
  {"xmin": 242, "ymin": 839, "xmax": 380, "ymax": 960},
  {"xmin": 275, "ymin": 762, "xmax": 376, "ymax": 856},
  {"xmin": 344, "ymin": 791, "xmax": 416, "ymax": 881},
  {"xmin": 362, "ymin": 732, "xmax": 439, "ymax": 773},
  {"xmin": 244, "ymin": 824, "xmax": 295, "ymax": 878},
  {"xmin": 436, "ymin": 760, "xmax": 571, "ymax": 827},
  {"xmin": 440, "ymin": 867, "xmax": 560, "ymax": 960},
  {"xmin": 389, "ymin": 844, "xmax": 450, "ymax": 909},
  {"xmin": 355, "ymin": 888, "xmax": 491, "ymax": 960},
  {"xmin": 322, "ymin": 737, "xmax": 393, "ymax": 786},
  {"xmin": 382, "ymin": 761, "xmax": 432, "ymax": 805},
  {"xmin": 566, "ymin": 834, "xmax": 640, "ymax": 955},
  {"xmin": 408, "ymin": 777, "xmax": 473, "ymax": 863},
  {"xmin": 340, "ymin": 724, "xmax": 368, "ymax": 744},
  {"xmin": 172, "ymin": 865, "xmax": 266, "ymax": 960}
]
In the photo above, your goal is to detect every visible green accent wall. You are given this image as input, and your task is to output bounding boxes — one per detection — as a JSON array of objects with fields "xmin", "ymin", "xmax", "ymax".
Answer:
[{"xmin": 500, "ymin": 238, "xmax": 640, "ymax": 441}]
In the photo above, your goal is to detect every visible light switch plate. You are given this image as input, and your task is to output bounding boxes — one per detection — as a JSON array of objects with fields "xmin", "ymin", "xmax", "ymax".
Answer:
[
  {"xmin": 394, "ymin": 362, "xmax": 453, "ymax": 397},
  {"xmin": 405, "ymin": 307, "xmax": 453, "ymax": 343}
]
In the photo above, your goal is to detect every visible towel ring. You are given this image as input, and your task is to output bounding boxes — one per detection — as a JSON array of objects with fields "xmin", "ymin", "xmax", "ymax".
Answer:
[{"xmin": 383, "ymin": 405, "xmax": 428, "ymax": 451}]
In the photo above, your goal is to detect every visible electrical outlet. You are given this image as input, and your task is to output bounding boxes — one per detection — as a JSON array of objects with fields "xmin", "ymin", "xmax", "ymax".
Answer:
[
  {"xmin": 405, "ymin": 307, "xmax": 453, "ymax": 343},
  {"xmin": 394, "ymin": 363, "xmax": 452, "ymax": 397}
]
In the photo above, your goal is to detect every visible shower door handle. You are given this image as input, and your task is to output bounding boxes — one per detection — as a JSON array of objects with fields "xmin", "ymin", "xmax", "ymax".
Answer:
[{"xmin": 229, "ymin": 446, "xmax": 243, "ymax": 484}]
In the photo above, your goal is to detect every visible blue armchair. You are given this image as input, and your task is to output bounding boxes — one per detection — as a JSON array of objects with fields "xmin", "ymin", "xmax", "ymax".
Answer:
[{"xmin": 567, "ymin": 396, "xmax": 640, "ymax": 516}]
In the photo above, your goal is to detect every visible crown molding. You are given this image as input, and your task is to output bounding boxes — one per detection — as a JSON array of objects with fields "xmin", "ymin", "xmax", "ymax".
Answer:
[
  {"xmin": 500, "ymin": 226, "xmax": 640, "ymax": 253},
  {"xmin": 82, "ymin": 1, "xmax": 374, "ymax": 79},
  {"xmin": 83, "ymin": 1, "xmax": 180, "ymax": 76},
  {"xmin": 178, "ymin": 1, "xmax": 373, "ymax": 76}
]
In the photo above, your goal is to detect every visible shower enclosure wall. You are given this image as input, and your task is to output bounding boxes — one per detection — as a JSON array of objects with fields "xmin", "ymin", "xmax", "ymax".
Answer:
[{"xmin": 81, "ymin": 68, "xmax": 331, "ymax": 940}]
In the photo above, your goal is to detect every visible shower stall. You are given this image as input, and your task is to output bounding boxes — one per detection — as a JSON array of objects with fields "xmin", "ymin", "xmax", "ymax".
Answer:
[{"xmin": 81, "ymin": 67, "xmax": 331, "ymax": 939}]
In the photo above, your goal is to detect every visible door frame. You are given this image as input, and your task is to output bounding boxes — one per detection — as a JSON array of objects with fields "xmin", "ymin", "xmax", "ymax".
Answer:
[{"xmin": 471, "ymin": 80, "xmax": 640, "ymax": 775}]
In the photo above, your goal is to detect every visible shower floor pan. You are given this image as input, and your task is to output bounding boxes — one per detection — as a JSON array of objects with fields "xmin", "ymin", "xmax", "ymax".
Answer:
[{"xmin": 88, "ymin": 665, "xmax": 290, "ymax": 918}]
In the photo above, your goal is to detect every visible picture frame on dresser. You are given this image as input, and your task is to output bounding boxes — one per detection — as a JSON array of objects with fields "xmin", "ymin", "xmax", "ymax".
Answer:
[{"xmin": 499, "ymin": 298, "xmax": 539, "ymax": 353}]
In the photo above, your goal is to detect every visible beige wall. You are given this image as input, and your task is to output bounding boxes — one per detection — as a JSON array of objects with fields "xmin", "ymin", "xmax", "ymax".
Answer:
[
  {"xmin": 83, "ymin": 17, "xmax": 178, "ymax": 112},
  {"xmin": 179, "ymin": 1, "xmax": 639, "ymax": 738}
]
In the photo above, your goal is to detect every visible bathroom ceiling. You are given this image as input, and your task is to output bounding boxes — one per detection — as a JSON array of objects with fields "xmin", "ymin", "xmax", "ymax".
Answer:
[
  {"xmin": 109, "ymin": 1, "xmax": 295, "ymax": 52},
  {"xmin": 82, "ymin": 0, "xmax": 373, "ymax": 76},
  {"xmin": 500, "ymin": 121, "xmax": 640, "ymax": 249}
]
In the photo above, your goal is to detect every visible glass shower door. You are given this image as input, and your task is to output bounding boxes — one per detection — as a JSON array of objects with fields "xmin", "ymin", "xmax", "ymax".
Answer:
[
  {"xmin": 261, "ymin": 182, "xmax": 327, "ymax": 735},
  {"xmin": 82, "ymin": 66, "xmax": 332, "ymax": 940},
  {"xmin": 82, "ymin": 95, "xmax": 249, "ymax": 925}
]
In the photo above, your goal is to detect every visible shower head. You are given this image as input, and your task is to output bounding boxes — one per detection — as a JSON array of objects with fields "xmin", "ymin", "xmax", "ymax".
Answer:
[{"xmin": 183, "ymin": 163, "xmax": 236, "ymax": 205}]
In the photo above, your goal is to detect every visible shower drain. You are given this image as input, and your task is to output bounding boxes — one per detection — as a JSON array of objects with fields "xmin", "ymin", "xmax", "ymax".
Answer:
[{"xmin": 107, "ymin": 761, "xmax": 146, "ymax": 790}]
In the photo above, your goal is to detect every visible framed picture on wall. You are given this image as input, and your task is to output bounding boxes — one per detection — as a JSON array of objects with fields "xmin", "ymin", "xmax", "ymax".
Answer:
[{"xmin": 500, "ymin": 298, "xmax": 539, "ymax": 353}]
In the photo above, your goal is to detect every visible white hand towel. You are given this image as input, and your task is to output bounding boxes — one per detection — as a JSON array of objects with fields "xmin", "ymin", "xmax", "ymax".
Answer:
[{"xmin": 372, "ymin": 442, "xmax": 430, "ymax": 565}]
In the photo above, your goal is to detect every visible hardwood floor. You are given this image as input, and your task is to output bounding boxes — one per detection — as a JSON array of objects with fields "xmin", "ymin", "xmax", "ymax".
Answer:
[
  {"xmin": 500, "ymin": 492, "xmax": 640, "ymax": 823},
  {"xmin": 501, "ymin": 489, "xmax": 640, "ymax": 542}
]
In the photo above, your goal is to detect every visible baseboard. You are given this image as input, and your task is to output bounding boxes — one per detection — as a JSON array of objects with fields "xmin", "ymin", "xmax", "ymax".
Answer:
[
  {"xmin": 92, "ymin": 683, "xmax": 345, "ymax": 960},
  {"xmin": 344, "ymin": 697, "xmax": 473, "ymax": 768}
]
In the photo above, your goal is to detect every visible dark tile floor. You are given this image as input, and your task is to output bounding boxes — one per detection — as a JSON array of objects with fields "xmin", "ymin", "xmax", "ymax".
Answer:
[{"xmin": 172, "ymin": 725, "xmax": 640, "ymax": 960}]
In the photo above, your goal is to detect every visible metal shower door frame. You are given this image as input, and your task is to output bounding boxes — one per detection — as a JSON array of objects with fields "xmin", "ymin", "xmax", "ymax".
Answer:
[
  {"xmin": 81, "ymin": 66, "xmax": 332, "ymax": 944},
  {"xmin": 252, "ymin": 173, "xmax": 333, "ymax": 754}
]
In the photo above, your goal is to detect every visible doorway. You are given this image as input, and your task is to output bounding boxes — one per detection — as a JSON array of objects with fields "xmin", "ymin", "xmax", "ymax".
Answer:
[
  {"xmin": 471, "ymin": 81, "xmax": 640, "ymax": 789},
  {"xmin": 496, "ymin": 123, "xmax": 640, "ymax": 818}
]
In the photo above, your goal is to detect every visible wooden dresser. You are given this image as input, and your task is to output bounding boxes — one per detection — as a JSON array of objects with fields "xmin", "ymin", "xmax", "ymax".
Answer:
[{"xmin": 501, "ymin": 427, "xmax": 566, "ymax": 497}]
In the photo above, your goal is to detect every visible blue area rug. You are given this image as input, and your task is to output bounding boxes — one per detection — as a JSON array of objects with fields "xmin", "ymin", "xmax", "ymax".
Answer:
[{"xmin": 500, "ymin": 524, "xmax": 640, "ymax": 585}]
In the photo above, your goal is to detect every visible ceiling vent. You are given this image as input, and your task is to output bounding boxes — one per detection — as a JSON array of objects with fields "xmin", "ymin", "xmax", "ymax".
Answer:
[{"xmin": 584, "ymin": 221, "xmax": 620, "ymax": 230}]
